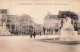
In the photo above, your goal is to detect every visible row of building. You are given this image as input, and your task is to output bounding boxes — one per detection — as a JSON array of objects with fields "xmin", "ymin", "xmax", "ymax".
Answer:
[
  {"xmin": 0, "ymin": 9, "xmax": 80, "ymax": 35},
  {"xmin": 43, "ymin": 11, "xmax": 80, "ymax": 35},
  {"xmin": 0, "ymin": 9, "xmax": 43, "ymax": 35}
]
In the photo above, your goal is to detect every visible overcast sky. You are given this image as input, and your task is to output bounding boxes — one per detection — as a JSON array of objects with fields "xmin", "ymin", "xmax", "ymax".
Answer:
[{"xmin": 0, "ymin": 0, "xmax": 80, "ymax": 24}]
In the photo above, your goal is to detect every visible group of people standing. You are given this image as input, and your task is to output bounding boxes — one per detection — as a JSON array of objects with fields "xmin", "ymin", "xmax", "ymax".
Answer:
[{"xmin": 29, "ymin": 30, "xmax": 36, "ymax": 38}]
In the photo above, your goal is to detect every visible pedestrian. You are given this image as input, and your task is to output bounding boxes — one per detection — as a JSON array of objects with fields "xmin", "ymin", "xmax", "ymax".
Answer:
[
  {"xmin": 40, "ymin": 31, "xmax": 41, "ymax": 36},
  {"xmin": 33, "ymin": 30, "xmax": 36, "ymax": 38},
  {"xmin": 29, "ymin": 29, "xmax": 33, "ymax": 38},
  {"xmin": 30, "ymin": 32, "xmax": 32, "ymax": 38}
]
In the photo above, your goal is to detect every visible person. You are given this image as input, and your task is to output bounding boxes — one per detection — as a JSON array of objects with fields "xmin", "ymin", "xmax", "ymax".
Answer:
[
  {"xmin": 33, "ymin": 30, "xmax": 36, "ymax": 38},
  {"xmin": 30, "ymin": 32, "xmax": 32, "ymax": 38},
  {"xmin": 40, "ymin": 31, "xmax": 41, "ymax": 36},
  {"xmin": 29, "ymin": 29, "xmax": 33, "ymax": 38}
]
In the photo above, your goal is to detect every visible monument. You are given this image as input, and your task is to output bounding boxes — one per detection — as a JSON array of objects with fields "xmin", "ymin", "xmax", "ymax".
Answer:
[
  {"xmin": 0, "ymin": 23, "xmax": 11, "ymax": 35},
  {"xmin": 60, "ymin": 17, "xmax": 79, "ymax": 41}
]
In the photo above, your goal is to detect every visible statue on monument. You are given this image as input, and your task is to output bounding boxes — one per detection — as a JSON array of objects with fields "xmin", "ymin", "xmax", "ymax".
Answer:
[
  {"xmin": 0, "ymin": 23, "xmax": 11, "ymax": 35},
  {"xmin": 60, "ymin": 17, "xmax": 79, "ymax": 41}
]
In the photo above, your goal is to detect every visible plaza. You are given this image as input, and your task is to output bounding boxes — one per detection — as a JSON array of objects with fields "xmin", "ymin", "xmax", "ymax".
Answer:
[{"xmin": 0, "ymin": 35, "xmax": 80, "ymax": 52}]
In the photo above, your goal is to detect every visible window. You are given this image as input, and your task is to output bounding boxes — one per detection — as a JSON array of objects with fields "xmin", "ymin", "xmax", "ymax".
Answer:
[
  {"xmin": 1, "ymin": 10, "xmax": 7, "ymax": 14},
  {"xmin": 11, "ymin": 25, "xmax": 15, "ymax": 29}
]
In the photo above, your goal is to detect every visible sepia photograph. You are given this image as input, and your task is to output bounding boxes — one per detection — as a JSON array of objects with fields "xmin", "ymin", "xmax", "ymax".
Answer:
[{"xmin": 0, "ymin": 0, "xmax": 80, "ymax": 52}]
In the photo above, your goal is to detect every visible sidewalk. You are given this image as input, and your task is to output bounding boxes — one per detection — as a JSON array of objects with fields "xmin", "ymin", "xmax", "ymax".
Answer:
[
  {"xmin": 35, "ymin": 35, "xmax": 60, "ymax": 39},
  {"xmin": 0, "ymin": 34, "xmax": 60, "ymax": 40}
]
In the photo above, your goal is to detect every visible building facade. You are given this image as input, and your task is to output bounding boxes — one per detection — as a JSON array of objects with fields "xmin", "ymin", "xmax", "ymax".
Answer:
[
  {"xmin": 44, "ymin": 14, "xmax": 61, "ymax": 35},
  {"xmin": 0, "ymin": 9, "xmax": 11, "ymax": 35},
  {"xmin": 20, "ymin": 14, "xmax": 34, "ymax": 35},
  {"xmin": 7, "ymin": 15, "xmax": 17, "ymax": 35},
  {"xmin": 33, "ymin": 23, "xmax": 43, "ymax": 35},
  {"xmin": 6, "ymin": 14, "xmax": 34, "ymax": 35},
  {"xmin": 0, "ymin": 9, "xmax": 7, "ymax": 26}
]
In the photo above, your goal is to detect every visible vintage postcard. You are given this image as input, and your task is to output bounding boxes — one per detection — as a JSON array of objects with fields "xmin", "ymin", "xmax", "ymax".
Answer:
[{"xmin": 0, "ymin": 0, "xmax": 80, "ymax": 52}]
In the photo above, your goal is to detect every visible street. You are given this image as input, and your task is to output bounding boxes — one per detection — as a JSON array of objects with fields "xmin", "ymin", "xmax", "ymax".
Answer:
[{"xmin": 0, "ymin": 35, "xmax": 80, "ymax": 52}]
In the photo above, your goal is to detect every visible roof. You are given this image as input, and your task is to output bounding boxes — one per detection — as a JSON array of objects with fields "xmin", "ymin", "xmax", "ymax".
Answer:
[
  {"xmin": 58, "ymin": 11, "xmax": 78, "ymax": 19},
  {"xmin": 44, "ymin": 14, "xmax": 58, "ymax": 20},
  {"xmin": 7, "ymin": 15, "xmax": 17, "ymax": 17}
]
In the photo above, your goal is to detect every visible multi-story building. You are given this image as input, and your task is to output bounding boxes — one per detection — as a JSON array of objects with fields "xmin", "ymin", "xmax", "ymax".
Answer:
[
  {"xmin": 0, "ymin": 9, "xmax": 11, "ymax": 35},
  {"xmin": 15, "ymin": 16, "xmax": 22, "ymax": 35},
  {"xmin": 7, "ymin": 15, "xmax": 17, "ymax": 34},
  {"xmin": 44, "ymin": 14, "xmax": 61, "ymax": 35},
  {"xmin": 6, "ymin": 14, "xmax": 34, "ymax": 35},
  {"xmin": 78, "ymin": 23, "xmax": 80, "ymax": 35},
  {"xmin": 33, "ymin": 23, "xmax": 43, "ymax": 35},
  {"xmin": 21, "ymin": 14, "xmax": 34, "ymax": 35},
  {"xmin": 0, "ymin": 9, "xmax": 7, "ymax": 26}
]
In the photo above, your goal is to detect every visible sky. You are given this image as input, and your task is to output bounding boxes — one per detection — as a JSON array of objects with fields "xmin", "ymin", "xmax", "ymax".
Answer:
[{"xmin": 0, "ymin": 0, "xmax": 80, "ymax": 24}]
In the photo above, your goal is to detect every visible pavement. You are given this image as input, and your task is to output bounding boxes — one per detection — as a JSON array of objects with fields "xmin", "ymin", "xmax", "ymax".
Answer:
[
  {"xmin": 0, "ymin": 35, "xmax": 80, "ymax": 52},
  {"xmin": 34, "ymin": 35, "xmax": 60, "ymax": 39},
  {"xmin": 0, "ymin": 35, "xmax": 60, "ymax": 52}
]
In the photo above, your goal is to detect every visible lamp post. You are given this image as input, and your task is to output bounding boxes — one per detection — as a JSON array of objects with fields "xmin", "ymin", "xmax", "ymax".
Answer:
[{"xmin": 20, "ymin": 18, "xmax": 23, "ymax": 36}]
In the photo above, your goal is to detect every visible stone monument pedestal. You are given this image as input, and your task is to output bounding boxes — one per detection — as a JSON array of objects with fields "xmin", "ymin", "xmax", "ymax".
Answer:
[
  {"xmin": 0, "ymin": 23, "xmax": 11, "ymax": 35},
  {"xmin": 60, "ymin": 17, "xmax": 80, "ymax": 41}
]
